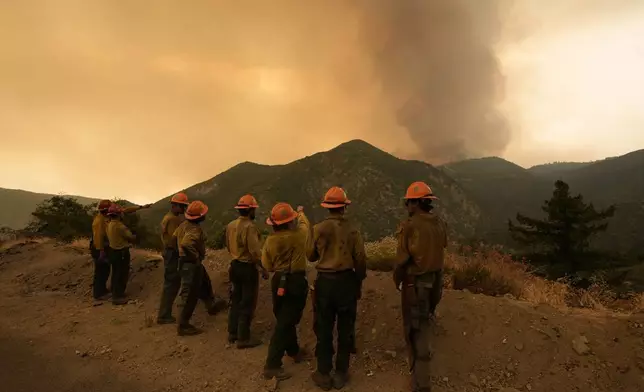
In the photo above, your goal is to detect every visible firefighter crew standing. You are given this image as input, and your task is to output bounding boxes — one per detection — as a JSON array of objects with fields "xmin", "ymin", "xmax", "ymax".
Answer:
[
  {"xmin": 394, "ymin": 182, "xmax": 447, "ymax": 392},
  {"xmin": 307, "ymin": 187, "xmax": 367, "ymax": 391},
  {"xmin": 226, "ymin": 194, "xmax": 268, "ymax": 349},
  {"xmin": 91, "ymin": 201, "xmax": 151, "ymax": 302},
  {"xmin": 106, "ymin": 204, "xmax": 137, "ymax": 305},
  {"xmin": 157, "ymin": 192, "xmax": 190, "ymax": 324},
  {"xmin": 90, "ymin": 200, "xmax": 114, "ymax": 301},
  {"xmin": 157, "ymin": 193, "xmax": 226, "ymax": 325},
  {"xmin": 173, "ymin": 200, "xmax": 210, "ymax": 336},
  {"xmin": 261, "ymin": 203, "xmax": 312, "ymax": 381}
]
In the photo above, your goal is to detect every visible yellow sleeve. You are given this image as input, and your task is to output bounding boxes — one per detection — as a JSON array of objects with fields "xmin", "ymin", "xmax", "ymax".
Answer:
[
  {"xmin": 297, "ymin": 212, "xmax": 310, "ymax": 236},
  {"xmin": 120, "ymin": 222, "xmax": 136, "ymax": 243},
  {"xmin": 225, "ymin": 223, "xmax": 232, "ymax": 254},
  {"xmin": 306, "ymin": 225, "xmax": 320, "ymax": 262},
  {"xmin": 394, "ymin": 221, "xmax": 412, "ymax": 268},
  {"xmin": 123, "ymin": 206, "xmax": 142, "ymax": 214},
  {"xmin": 352, "ymin": 230, "xmax": 367, "ymax": 281},
  {"xmin": 261, "ymin": 237, "xmax": 274, "ymax": 272},
  {"xmin": 160, "ymin": 215, "xmax": 169, "ymax": 235},
  {"xmin": 180, "ymin": 230, "xmax": 200, "ymax": 261},
  {"xmin": 92, "ymin": 217, "xmax": 105, "ymax": 250},
  {"xmin": 246, "ymin": 225, "xmax": 262, "ymax": 262}
]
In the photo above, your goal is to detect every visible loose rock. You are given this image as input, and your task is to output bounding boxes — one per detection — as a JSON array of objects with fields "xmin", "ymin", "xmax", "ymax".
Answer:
[
  {"xmin": 572, "ymin": 336, "xmax": 590, "ymax": 355},
  {"xmin": 515, "ymin": 343, "xmax": 525, "ymax": 352},
  {"xmin": 468, "ymin": 373, "xmax": 479, "ymax": 386}
]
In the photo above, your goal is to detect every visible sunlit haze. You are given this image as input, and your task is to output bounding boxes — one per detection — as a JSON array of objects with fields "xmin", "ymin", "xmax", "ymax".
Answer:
[{"xmin": 1, "ymin": 1, "xmax": 643, "ymax": 204}]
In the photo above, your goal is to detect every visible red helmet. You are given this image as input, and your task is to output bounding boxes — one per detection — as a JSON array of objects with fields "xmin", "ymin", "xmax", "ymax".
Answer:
[
  {"xmin": 97, "ymin": 200, "xmax": 112, "ymax": 212},
  {"xmin": 185, "ymin": 200, "xmax": 209, "ymax": 220},
  {"xmin": 266, "ymin": 202, "xmax": 298, "ymax": 226},
  {"xmin": 107, "ymin": 204, "xmax": 123, "ymax": 216},
  {"xmin": 321, "ymin": 186, "xmax": 351, "ymax": 209},
  {"xmin": 404, "ymin": 181, "xmax": 438, "ymax": 200},
  {"xmin": 170, "ymin": 192, "xmax": 189, "ymax": 205},
  {"xmin": 234, "ymin": 194, "xmax": 259, "ymax": 210}
]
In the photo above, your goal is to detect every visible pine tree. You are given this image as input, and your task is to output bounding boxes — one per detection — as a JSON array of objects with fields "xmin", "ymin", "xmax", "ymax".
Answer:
[{"xmin": 508, "ymin": 180, "xmax": 615, "ymax": 272}]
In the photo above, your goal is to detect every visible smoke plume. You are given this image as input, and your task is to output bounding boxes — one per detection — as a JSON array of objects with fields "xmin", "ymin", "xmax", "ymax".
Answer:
[
  {"xmin": 0, "ymin": 0, "xmax": 510, "ymax": 201},
  {"xmin": 358, "ymin": 0, "xmax": 510, "ymax": 163}
]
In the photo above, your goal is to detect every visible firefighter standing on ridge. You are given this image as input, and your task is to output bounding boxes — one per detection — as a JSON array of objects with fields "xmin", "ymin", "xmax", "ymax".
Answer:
[
  {"xmin": 90, "ymin": 200, "xmax": 114, "ymax": 301},
  {"xmin": 394, "ymin": 181, "xmax": 447, "ymax": 392},
  {"xmin": 157, "ymin": 193, "xmax": 190, "ymax": 324},
  {"xmin": 157, "ymin": 193, "xmax": 227, "ymax": 325},
  {"xmin": 91, "ymin": 200, "xmax": 150, "ymax": 302},
  {"xmin": 173, "ymin": 200, "xmax": 210, "ymax": 336},
  {"xmin": 261, "ymin": 202, "xmax": 313, "ymax": 381},
  {"xmin": 106, "ymin": 204, "xmax": 137, "ymax": 305},
  {"xmin": 307, "ymin": 186, "xmax": 366, "ymax": 391},
  {"xmin": 226, "ymin": 194, "xmax": 268, "ymax": 349}
]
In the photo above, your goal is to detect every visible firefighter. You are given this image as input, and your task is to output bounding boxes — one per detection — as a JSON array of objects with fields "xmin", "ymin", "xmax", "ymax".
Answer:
[
  {"xmin": 307, "ymin": 186, "xmax": 366, "ymax": 390},
  {"xmin": 106, "ymin": 204, "xmax": 137, "ymax": 305},
  {"xmin": 90, "ymin": 200, "xmax": 113, "ymax": 301},
  {"xmin": 394, "ymin": 182, "xmax": 447, "ymax": 392},
  {"xmin": 261, "ymin": 203, "xmax": 312, "ymax": 381},
  {"xmin": 226, "ymin": 194, "xmax": 268, "ymax": 349},
  {"xmin": 157, "ymin": 192, "xmax": 190, "ymax": 324},
  {"xmin": 173, "ymin": 200, "xmax": 209, "ymax": 336}
]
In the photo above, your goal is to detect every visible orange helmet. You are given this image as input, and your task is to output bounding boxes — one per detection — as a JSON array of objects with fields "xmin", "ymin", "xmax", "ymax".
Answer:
[
  {"xmin": 185, "ymin": 200, "xmax": 209, "ymax": 220},
  {"xmin": 234, "ymin": 194, "xmax": 259, "ymax": 210},
  {"xmin": 97, "ymin": 199, "xmax": 112, "ymax": 212},
  {"xmin": 266, "ymin": 202, "xmax": 298, "ymax": 226},
  {"xmin": 107, "ymin": 204, "xmax": 123, "ymax": 216},
  {"xmin": 321, "ymin": 186, "xmax": 351, "ymax": 209},
  {"xmin": 170, "ymin": 192, "xmax": 189, "ymax": 205},
  {"xmin": 404, "ymin": 181, "xmax": 438, "ymax": 200}
]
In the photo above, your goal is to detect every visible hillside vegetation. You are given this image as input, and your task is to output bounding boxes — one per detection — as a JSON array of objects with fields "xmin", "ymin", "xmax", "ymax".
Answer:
[
  {"xmin": 441, "ymin": 150, "xmax": 644, "ymax": 259},
  {"xmin": 0, "ymin": 188, "xmax": 100, "ymax": 230},
  {"xmin": 141, "ymin": 140, "xmax": 481, "ymax": 244}
]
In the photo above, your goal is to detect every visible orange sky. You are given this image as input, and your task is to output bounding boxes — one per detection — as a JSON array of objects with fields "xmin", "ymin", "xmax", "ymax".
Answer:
[{"xmin": 1, "ymin": 1, "xmax": 643, "ymax": 204}]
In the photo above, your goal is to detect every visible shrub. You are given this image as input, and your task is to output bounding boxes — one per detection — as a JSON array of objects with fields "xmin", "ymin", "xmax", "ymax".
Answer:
[{"xmin": 26, "ymin": 196, "xmax": 93, "ymax": 242}]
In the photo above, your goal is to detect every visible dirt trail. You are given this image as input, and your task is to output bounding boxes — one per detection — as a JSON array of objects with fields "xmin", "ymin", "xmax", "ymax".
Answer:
[{"xmin": 0, "ymin": 240, "xmax": 643, "ymax": 392}]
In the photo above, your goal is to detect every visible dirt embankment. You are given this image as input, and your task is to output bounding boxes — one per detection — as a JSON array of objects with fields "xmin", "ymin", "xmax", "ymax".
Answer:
[{"xmin": 0, "ymin": 239, "xmax": 643, "ymax": 392}]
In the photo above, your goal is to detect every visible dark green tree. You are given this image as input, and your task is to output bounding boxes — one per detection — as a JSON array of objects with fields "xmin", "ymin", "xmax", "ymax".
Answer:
[
  {"xmin": 508, "ymin": 180, "xmax": 616, "ymax": 272},
  {"xmin": 27, "ymin": 196, "xmax": 93, "ymax": 242}
]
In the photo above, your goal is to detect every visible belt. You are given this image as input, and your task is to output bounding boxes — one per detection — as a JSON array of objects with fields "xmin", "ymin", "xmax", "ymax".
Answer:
[
  {"xmin": 317, "ymin": 269, "xmax": 354, "ymax": 278},
  {"xmin": 275, "ymin": 270, "xmax": 306, "ymax": 276}
]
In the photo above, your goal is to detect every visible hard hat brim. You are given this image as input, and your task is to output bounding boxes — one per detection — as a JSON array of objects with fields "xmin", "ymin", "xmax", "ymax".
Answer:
[
  {"xmin": 170, "ymin": 200, "xmax": 190, "ymax": 206},
  {"xmin": 185, "ymin": 205, "xmax": 209, "ymax": 220},
  {"xmin": 265, "ymin": 211, "xmax": 298, "ymax": 226},
  {"xmin": 320, "ymin": 199, "xmax": 351, "ymax": 209},
  {"xmin": 403, "ymin": 195, "xmax": 439, "ymax": 200},
  {"xmin": 234, "ymin": 204, "xmax": 259, "ymax": 210}
]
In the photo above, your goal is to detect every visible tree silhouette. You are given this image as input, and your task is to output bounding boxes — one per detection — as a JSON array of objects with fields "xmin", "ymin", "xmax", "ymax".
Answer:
[
  {"xmin": 508, "ymin": 180, "xmax": 616, "ymax": 272},
  {"xmin": 27, "ymin": 196, "xmax": 93, "ymax": 242}
]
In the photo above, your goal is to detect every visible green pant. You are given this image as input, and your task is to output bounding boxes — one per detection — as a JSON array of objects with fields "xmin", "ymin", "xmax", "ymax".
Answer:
[
  {"xmin": 314, "ymin": 271, "xmax": 359, "ymax": 375},
  {"xmin": 228, "ymin": 260, "xmax": 259, "ymax": 341},
  {"xmin": 109, "ymin": 247, "xmax": 130, "ymax": 300},
  {"xmin": 402, "ymin": 271, "xmax": 443, "ymax": 392},
  {"xmin": 265, "ymin": 272, "xmax": 308, "ymax": 370},
  {"xmin": 178, "ymin": 261, "xmax": 204, "ymax": 326},
  {"xmin": 158, "ymin": 248, "xmax": 181, "ymax": 320}
]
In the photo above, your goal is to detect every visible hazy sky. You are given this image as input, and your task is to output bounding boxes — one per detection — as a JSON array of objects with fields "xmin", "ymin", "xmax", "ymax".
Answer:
[{"xmin": 1, "ymin": 0, "xmax": 643, "ymax": 204}]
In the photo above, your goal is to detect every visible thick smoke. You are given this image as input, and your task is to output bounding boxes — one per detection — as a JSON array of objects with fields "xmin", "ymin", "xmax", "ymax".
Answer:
[{"xmin": 359, "ymin": 0, "xmax": 510, "ymax": 163}]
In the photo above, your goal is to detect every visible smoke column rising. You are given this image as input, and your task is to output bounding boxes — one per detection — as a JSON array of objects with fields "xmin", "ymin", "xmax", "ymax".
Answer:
[{"xmin": 358, "ymin": 0, "xmax": 509, "ymax": 163}]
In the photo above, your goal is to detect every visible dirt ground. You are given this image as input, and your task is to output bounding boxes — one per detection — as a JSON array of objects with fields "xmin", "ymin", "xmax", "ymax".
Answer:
[{"xmin": 0, "ymin": 240, "xmax": 643, "ymax": 392}]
